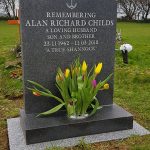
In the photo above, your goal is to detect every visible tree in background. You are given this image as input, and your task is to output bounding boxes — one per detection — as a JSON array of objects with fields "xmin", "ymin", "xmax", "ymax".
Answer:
[
  {"xmin": 138, "ymin": 0, "xmax": 150, "ymax": 20},
  {"xmin": 118, "ymin": 0, "xmax": 150, "ymax": 20},
  {"xmin": 118, "ymin": 0, "xmax": 139, "ymax": 20},
  {"xmin": 0, "ymin": 0, "xmax": 10, "ymax": 18},
  {"xmin": 0, "ymin": 0, "xmax": 16, "ymax": 18}
]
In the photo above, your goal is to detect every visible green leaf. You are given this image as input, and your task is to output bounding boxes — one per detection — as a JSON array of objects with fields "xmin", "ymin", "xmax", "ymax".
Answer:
[
  {"xmin": 67, "ymin": 104, "xmax": 75, "ymax": 116},
  {"xmin": 94, "ymin": 73, "xmax": 113, "ymax": 96},
  {"xmin": 91, "ymin": 104, "xmax": 95, "ymax": 109},
  {"xmin": 31, "ymin": 87, "xmax": 64, "ymax": 104},
  {"xmin": 76, "ymin": 91, "xmax": 82, "ymax": 115},
  {"xmin": 89, "ymin": 97, "xmax": 100, "ymax": 116},
  {"xmin": 55, "ymin": 84, "xmax": 66, "ymax": 102},
  {"xmin": 77, "ymin": 76, "xmax": 84, "ymax": 90},
  {"xmin": 82, "ymin": 88, "xmax": 91, "ymax": 113},
  {"xmin": 50, "ymin": 94, "xmax": 64, "ymax": 104},
  {"xmin": 71, "ymin": 92, "xmax": 77, "ymax": 98},
  {"xmin": 26, "ymin": 87, "xmax": 34, "ymax": 91},
  {"xmin": 37, "ymin": 103, "xmax": 65, "ymax": 117},
  {"xmin": 87, "ymin": 66, "xmax": 94, "ymax": 78},
  {"xmin": 27, "ymin": 80, "xmax": 51, "ymax": 93}
]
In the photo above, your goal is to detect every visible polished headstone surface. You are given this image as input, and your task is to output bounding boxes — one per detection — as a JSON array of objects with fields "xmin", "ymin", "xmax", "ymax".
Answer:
[
  {"xmin": 20, "ymin": 104, "xmax": 133, "ymax": 144},
  {"xmin": 19, "ymin": 0, "xmax": 134, "ymax": 145},
  {"xmin": 20, "ymin": 0, "xmax": 117, "ymax": 114},
  {"xmin": 8, "ymin": 118, "xmax": 150, "ymax": 150}
]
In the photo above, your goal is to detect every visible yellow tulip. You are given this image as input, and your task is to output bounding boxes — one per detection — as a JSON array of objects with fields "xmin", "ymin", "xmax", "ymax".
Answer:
[
  {"xmin": 103, "ymin": 83, "xmax": 109, "ymax": 90},
  {"xmin": 82, "ymin": 61, "xmax": 87, "ymax": 73},
  {"xmin": 95, "ymin": 63, "xmax": 102, "ymax": 75},
  {"xmin": 65, "ymin": 69, "xmax": 70, "ymax": 78}
]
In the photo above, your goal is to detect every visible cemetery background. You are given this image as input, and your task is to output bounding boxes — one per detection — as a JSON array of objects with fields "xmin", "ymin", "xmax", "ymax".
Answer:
[
  {"xmin": 0, "ymin": 19, "xmax": 150, "ymax": 149},
  {"xmin": 2, "ymin": 0, "xmax": 149, "ymax": 148}
]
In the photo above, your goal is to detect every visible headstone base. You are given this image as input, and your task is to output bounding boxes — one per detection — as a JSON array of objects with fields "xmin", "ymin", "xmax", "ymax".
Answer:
[{"xmin": 20, "ymin": 104, "xmax": 133, "ymax": 145}]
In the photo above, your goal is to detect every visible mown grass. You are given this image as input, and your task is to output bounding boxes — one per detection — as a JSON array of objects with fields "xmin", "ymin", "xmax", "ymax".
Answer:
[
  {"xmin": 0, "ymin": 21, "xmax": 23, "ymax": 150},
  {"xmin": 0, "ymin": 21, "xmax": 150, "ymax": 150},
  {"xmin": 0, "ymin": 21, "xmax": 22, "ymax": 98},
  {"xmin": 115, "ymin": 22, "xmax": 150, "ymax": 130}
]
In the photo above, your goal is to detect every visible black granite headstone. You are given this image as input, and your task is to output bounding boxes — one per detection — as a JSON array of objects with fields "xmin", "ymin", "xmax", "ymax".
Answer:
[{"xmin": 20, "ymin": 0, "xmax": 133, "ymax": 144}]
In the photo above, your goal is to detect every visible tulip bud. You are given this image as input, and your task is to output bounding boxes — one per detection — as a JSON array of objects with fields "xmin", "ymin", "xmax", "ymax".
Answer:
[
  {"xmin": 65, "ymin": 69, "xmax": 70, "ymax": 78},
  {"xmin": 33, "ymin": 91, "xmax": 41, "ymax": 96},
  {"xmin": 92, "ymin": 80, "xmax": 97, "ymax": 88},
  {"xmin": 95, "ymin": 63, "xmax": 102, "ymax": 75},
  {"xmin": 56, "ymin": 73, "xmax": 63, "ymax": 81},
  {"xmin": 103, "ymin": 83, "xmax": 109, "ymax": 90},
  {"xmin": 82, "ymin": 61, "xmax": 87, "ymax": 74}
]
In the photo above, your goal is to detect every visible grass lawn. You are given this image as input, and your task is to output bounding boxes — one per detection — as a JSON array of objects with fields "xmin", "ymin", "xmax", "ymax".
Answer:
[
  {"xmin": 0, "ymin": 21, "xmax": 22, "ymax": 99},
  {"xmin": 0, "ymin": 21, "xmax": 150, "ymax": 150}
]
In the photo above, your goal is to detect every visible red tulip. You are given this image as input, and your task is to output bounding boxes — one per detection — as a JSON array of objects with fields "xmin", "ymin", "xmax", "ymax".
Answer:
[{"xmin": 33, "ymin": 91, "xmax": 41, "ymax": 96}]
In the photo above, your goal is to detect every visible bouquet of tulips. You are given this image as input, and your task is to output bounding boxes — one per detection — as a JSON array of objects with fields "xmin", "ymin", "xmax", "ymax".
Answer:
[{"xmin": 28, "ymin": 58, "xmax": 112, "ymax": 118}]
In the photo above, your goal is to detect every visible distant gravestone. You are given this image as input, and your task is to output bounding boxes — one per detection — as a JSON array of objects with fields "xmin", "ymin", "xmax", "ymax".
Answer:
[{"xmin": 20, "ymin": 0, "xmax": 133, "ymax": 145}]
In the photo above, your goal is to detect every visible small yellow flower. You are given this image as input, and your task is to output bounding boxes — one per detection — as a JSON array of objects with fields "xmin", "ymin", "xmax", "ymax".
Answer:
[
  {"xmin": 95, "ymin": 63, "xmax": 102, "ymax": 75},
  {"xmin": 65, "ymin": 69, "xmax": 70, "ymax": 78},
  {"xmin": 82, "ymin": 61, "xmax": 87, "ymax": 73},
  {"xmin": 103, "ymin": 83, "xmax": 109, "ymax": 90}
]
